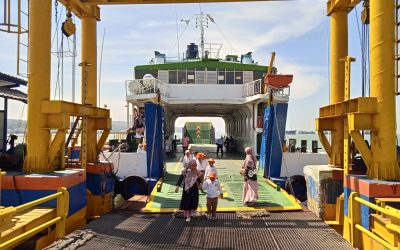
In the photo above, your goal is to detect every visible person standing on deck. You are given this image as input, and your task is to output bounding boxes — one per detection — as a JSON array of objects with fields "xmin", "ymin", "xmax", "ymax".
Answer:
[
  {"xmin": 175, "ymin": 160, "xmax": 203, "ymax": 222},
  {"xmin": 202, "ymin": 172, "xmax": 223, "ymax": 219},
  {"xmin": 126, "ymin": 128, "xmax": 135, "ymax": 152},
  {"xmin": 182, "ymin": 134, "xmax": 190, "ymax": 154},
  {"xmin": 216, "ymin": 136, "xmax": 224, "ymax": 156},
  {"xmin": 183, "ymin": 150, "xmax": 194, "ymax": 167},
  {"xmin": 240, "ymin": 147, "xmax": 258, "ymax": 206}
]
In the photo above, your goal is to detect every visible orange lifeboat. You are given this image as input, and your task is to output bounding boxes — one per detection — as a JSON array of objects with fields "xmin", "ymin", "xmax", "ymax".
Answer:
[{"xmin": 264, "ymin": 74, "xmax": 293, "ymax": 88}]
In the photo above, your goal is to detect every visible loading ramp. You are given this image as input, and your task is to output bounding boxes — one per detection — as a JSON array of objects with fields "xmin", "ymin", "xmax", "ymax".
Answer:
[{"xmin": 145, "ymin": 154, "xmax": 301, "ymax": 213}]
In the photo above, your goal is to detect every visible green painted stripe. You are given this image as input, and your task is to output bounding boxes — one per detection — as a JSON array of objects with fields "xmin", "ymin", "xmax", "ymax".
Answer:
[{"xmin": 135, "ymin": 59, "xmax": 271, "ymax": 71}]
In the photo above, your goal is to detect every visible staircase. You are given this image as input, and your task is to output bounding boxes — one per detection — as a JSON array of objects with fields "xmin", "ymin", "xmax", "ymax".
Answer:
[
  {"xmin": 65, "ymin": 116, "xmax": 82, "ymax": 161},
  {"xmin": 17, "ymin": 1, "xmax": 29, "ymax": 78}
]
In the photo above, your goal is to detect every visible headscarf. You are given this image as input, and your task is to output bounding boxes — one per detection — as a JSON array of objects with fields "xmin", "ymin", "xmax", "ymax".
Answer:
[
  {"xmin": 243, "ymin": 147, "xmax": 257, "ymax": 171},
  {"xmin": 182, "ymin": 159, "xmax": 199, "ymax": 192}
]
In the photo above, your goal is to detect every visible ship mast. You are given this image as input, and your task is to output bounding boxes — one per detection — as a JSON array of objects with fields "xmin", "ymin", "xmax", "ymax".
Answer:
[{"xmin": 196, "ymin": 12, "xmax": 208, "ymax": 59}]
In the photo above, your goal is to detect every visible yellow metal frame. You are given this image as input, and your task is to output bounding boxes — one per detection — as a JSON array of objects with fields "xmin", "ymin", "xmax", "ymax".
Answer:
[
  {"xmin": 348, "ymin": 192, "xmax": 400, "ymax": 250},
  {"xmin": 0, "ymin": 188, "xmax": 69, "ymax": 250}
]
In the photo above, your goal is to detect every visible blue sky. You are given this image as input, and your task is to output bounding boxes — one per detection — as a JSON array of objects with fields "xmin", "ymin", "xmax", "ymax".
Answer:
[{"xmin": 0, "ymin": 0, "xmax": 398, "ymax": 132}]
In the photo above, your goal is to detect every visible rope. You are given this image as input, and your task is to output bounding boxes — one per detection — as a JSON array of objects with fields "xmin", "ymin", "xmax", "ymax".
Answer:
[
  {"xmin": 212, "ymin": 20, "xmax": 238, "ymax": 55},
  {"xmin": 167, "ymin": 17, "xmax": 192, "ymax": 57}
]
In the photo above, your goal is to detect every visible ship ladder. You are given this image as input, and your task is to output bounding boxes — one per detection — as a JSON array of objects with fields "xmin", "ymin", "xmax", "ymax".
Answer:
[
  {"xmin": 66, "ymin": 116, "xmax": 82, "ymax": 163},
  {"xmin": 0, "ymin": 0, "xmax": 29, "ymax": 78}
]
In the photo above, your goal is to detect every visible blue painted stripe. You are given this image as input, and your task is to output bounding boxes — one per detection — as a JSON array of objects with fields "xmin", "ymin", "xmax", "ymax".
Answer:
[
  {"xmin": 87, "ymin": 172, "xmax": 115, "ymax": 195},
  {"xmin": 1, "ymin": 182, "xmax": 86, "ymax": 216}
]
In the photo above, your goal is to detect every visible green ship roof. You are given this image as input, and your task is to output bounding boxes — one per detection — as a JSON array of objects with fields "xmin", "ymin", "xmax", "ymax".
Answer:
[{"xmin": 135, "ymin": 59, "xmax": 273, "ymax": 72}]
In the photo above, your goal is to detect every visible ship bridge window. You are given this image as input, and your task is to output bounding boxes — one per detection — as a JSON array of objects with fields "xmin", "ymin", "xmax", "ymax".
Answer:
[
  {"xmin": 187, "ymin": 68, "xmax": 195, "ymax": 84},
  {"xmin": 218, "ymin": 68, "xmax": 225, "ymax": 84},
  {"xmin": 235, "ymin": 71, "xmax": 243, "ymax": 84},
  {"xmin": 254, "ymin": 70, "xmax": 264, "ymax": 81},
  {"xmin": 178, "ymin": 69, "xmax": 186, "ymax": 84},
  {"xmin": 169, "ymin": 70, "xmax": 177, "ymax": 84},
  {"xmin": 226, "ymin": 71, "xmax": 234, "ymax": 84}
]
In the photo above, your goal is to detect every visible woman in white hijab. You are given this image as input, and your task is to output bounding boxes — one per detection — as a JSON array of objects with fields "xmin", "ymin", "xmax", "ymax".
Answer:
[{"xmin": 240, "ymin": 147, "xmax": 258, "ymax": 206}]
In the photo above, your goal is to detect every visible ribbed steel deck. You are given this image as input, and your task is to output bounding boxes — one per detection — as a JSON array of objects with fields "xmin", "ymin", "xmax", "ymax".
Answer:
[{"xmin": 76, "ymin": 210, "xmax": 353, "ymax": 250}]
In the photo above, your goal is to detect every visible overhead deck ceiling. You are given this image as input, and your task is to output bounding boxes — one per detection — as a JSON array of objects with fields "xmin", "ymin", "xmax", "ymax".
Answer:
[{"xmin": 164, "ymin": 103, "xmax": 249, "ymax": 117}]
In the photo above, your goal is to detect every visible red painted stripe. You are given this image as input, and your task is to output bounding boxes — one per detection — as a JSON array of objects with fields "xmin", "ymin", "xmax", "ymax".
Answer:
[
  {"xmin": 359, "ymin": 179, "xmax": 400, "ymax": 197},
  {"xmin": 86, "ymin": 162, "xmax": 114, "ymax": 174},
  {"xmin": 1, "ymin": 170, "xmax": 86, "ymax": 190}
]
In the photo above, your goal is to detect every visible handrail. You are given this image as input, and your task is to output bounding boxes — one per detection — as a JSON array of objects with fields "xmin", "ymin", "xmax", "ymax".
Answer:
[
  {"xmin": 354, "ymin": 196, "xmax": 400, "ymax": 220},
  {"xmin": 349, "ymin": 192, "xmax": 400, "ymax": 250},
  {"xmin": 15, "ymin": 191, "xmax": 63, "ymax": 212},
  {"xmin": 355, "ymin": 224, "xmax": 396, "ymax": 250},
  {"xmin": 0, "ymin": 187, "xmax": 69, "ymax": 250}
]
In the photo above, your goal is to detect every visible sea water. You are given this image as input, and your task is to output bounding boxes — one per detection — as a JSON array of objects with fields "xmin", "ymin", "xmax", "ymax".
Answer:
[{"xmin": 10, "ymin": 132, "xmax": 398, "ymax": 154}]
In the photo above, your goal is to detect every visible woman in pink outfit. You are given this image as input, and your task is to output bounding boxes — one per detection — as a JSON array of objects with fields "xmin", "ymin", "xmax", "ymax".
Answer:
[{"xmin": 240, "ymin": 147, "xmax": 258, "ymax": 206}]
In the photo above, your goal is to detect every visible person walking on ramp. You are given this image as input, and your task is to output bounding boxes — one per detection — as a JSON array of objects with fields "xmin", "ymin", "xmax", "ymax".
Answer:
[
  {"xmin": 202, "ymin": 172, "xmax": 223, "ymax": 219},
  {"xmin": 175, "ymin": 159, "xmax": 203, "ymax": 222}
]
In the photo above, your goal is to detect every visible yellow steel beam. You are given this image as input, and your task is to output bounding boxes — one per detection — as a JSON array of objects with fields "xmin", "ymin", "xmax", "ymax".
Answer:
[
  {"xmin": 348, "ymin": 192, "xmax": 361, "ymax": 248},
  {"xmin": 316, "ymin": 117, "xmax": 336, "ymax": 131},
  {"xmin": 327, "ymin": 0, "xmax": 361, "ymax": 15},
  {"xmin": 58, "ymin": 0, "xmax": 100, "ymax": 20},
  {"xmin": 318, "ymin": 131, "xmax": 332, "ymax": 159},
  {"xmin": 347, "ymin": 113, "xmax": 376, "ymax": 131},
  {"xmin": 369, "ymin": 0, "xmax": 400, "ymax": 180},
  {"xmin": 56, "ymin": 187, "xmax": 69, "ymax": 239},
  {"xmin": 349, "ymin": 131, "xmax": 371, "ymax": 169},
  {"xmin": 97, "ymin": 130, "xmax": 110, "ymax": 152},
  {"xmin": 328, "ymin": 3, "xmax": 348, "ymax": 167},
  {"xmin": 318, "ymin": 97, "xmax": 377, "ymax": 118},
  {"xmin": 95, "ymin": 118, "xmax": 112, "ymax": 130},
  {"xmin": 48, "ymin": 129, "xmax": 68, "ymax": 167},
  {"xmin": 24, "ymin": 0, "xmax": 52, "ymax": 173},
  {"xmin": 81, "ymin": 0, "xmax": 279, "ymax": 4},
  {"xmin": 41, "ymin": 100, "xmax": 109, "ymax": 118},
  {"xmin": 81, "ymin": 16, "xmax": 99, "ymax": 163}
]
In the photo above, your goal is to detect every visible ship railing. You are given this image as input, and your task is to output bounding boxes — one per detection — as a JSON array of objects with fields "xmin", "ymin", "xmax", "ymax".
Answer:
[
  {"xmin": 242, "ymin": 79, "xmax": 290, "ymax": 98},
  {"xmin": 348, "ymin": 192, "xmax": 400, "ymax": 250},
  {"xmin": 242, "ymin": 79, "xmax": 263, "ymax": 97},
  {"xmin": 0, "ymin": 187, "xmax": 69, "ymax": 249},
  {"xmin": 126, "ymin": 79, "xmax": 169, "ymax": 97}
]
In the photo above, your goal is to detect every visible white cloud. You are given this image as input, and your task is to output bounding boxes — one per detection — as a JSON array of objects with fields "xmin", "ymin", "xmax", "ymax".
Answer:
[
  {"xmin": 275, "ymin": 58, "xmax": 327, "ymax": 100},
  {"xmin": 1, "ymin": 1, "xmax": 327, "ymax": 122}
]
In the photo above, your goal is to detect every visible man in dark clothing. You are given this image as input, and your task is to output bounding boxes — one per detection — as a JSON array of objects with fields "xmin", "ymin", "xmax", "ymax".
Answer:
[
  {"xmin": 126, "ymin": 128, "xmax": 135, "ymax": 152},
  {"xmin": 216, "ymin": 136, "xmax": 224, "ymax": 156}
]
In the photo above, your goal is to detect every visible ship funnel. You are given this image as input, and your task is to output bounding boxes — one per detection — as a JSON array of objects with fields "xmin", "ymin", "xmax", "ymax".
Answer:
[
  {"xmin": 241, "ymin": 52, "xmax": 253, "ymax": 64},
  {"xmin": 186, "ymin": 43, "xmax": 199, "ymax": 59},
  {"xmin": 154, "ymin": 51, "xmax": 166, "ymax": 64}
]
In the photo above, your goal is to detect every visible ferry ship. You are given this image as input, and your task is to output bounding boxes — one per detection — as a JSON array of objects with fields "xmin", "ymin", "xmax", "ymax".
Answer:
[
  {"xmin": 125, "ymin": 12, "xmax": 291, "ymax": 155},
  {"xmin": 1, "ymin": 1, "xmax": 399, "ymax": 250}
]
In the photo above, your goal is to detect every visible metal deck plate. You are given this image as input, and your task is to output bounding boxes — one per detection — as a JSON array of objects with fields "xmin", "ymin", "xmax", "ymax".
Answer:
[
  {"xmin": 76, "ymin": 210, "xmax": 354, "ymax": 250},
  {"xmin": 145, "ymin": 154, "xmax": 301, "ymax": 213}
]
